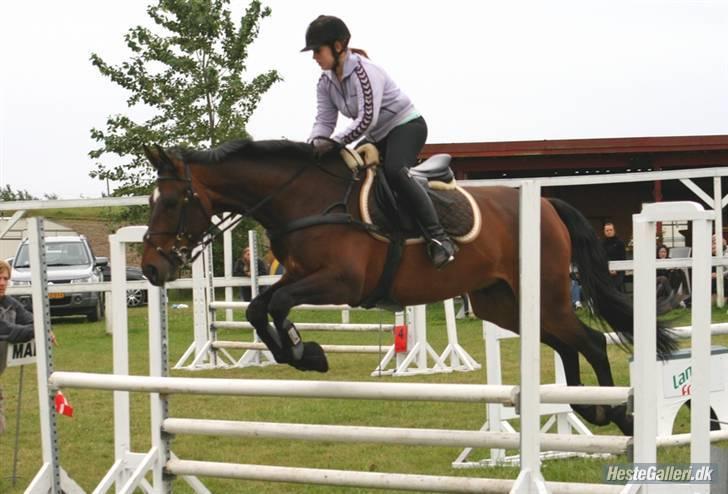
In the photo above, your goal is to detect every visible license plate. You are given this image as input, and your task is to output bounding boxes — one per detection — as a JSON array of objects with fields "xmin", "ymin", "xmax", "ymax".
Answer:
[{"xmin": 48, "ymin": 292, "xmax": 65, "ymax": 299}]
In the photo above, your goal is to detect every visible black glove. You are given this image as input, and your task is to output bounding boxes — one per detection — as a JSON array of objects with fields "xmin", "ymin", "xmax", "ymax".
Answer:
[{"xmin": 311, "ymin": 138, "xmax": 339, "ymax": 159}]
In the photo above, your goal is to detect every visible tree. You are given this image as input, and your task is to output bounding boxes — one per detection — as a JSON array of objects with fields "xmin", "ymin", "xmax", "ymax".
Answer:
[
  {"xmin": 89, "ymin": 0, "xmax": 281, "ymax": 197},
  {"xmin": 0, "ymin": 185, "xmax": 36, "ymax": 201}
]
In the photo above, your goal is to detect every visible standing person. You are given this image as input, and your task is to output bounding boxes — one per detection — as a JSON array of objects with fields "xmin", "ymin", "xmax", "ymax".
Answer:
[
  {"xmin": 602, "ymin": 222, "xmax": 626, "ymax": 292},
  {"xmin": 0, "ymin": 259, "xmax": 35, "ymax": 434},
  {"xmin": 233, "ymin": 247, "xmax": 269, "ymax": 301},
  {"xmin": 303, "ymin": 15, "xmax": 456, "ymax": 269}
]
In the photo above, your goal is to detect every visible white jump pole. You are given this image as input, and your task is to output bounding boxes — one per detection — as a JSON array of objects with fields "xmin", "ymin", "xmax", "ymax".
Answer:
[
  {"xmin": 713, "ymin": 177, "xmax": 724, "ymax": 307},
  {"xmin": 511, "ymin": 179, "xmax": 547, "ymax": 493}
]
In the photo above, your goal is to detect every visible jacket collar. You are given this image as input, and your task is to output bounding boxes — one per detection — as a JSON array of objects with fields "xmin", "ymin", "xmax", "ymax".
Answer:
[{"xmin": 323, "ymin": 51, "xmax": 359, "ymax": 82}]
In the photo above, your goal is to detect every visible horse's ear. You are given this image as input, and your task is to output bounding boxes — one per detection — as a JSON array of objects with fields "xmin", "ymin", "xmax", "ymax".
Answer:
[
  {"xmin": 143, "ymin": 144, "xmax": 161, "ymax": 171},
  {"xmin": 144, "ymin": 144, "xmax": 176, "ymax": 175}
]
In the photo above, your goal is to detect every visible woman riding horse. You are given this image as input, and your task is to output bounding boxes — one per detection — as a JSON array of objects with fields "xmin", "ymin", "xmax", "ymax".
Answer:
[
  {"xmin": 303, "ymin": 15, "xmax": 456, "ymax": 269},
  {"xmin": 139, "ymin": 17, "xmax": 677, "ymax": 437}
]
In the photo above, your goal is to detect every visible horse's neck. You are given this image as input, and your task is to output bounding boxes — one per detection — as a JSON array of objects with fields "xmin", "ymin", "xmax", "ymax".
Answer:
[{"xmin": 195, "ymin": 157, "xmax": 352, "ymax": 230}]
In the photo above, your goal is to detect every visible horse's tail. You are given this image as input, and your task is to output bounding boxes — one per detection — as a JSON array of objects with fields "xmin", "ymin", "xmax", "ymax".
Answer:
[{"xmin": 548, "ymin": 198, "xmax": 678, "ymax": 358}]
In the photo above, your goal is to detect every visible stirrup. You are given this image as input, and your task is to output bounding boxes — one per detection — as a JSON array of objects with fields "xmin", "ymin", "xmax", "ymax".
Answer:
[{"xmin": 427, "ymin": 238, "xmax": 457, "ymax": 269}]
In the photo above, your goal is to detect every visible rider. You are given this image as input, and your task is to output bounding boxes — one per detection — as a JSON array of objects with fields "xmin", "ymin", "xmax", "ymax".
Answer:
[{"xmin": 303, "ymin": 15, "xmax": 457, "ymax": 269}]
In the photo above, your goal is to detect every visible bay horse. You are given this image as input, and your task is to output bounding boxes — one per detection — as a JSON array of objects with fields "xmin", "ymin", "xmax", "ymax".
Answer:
[{"xmin": 140, "ymin": 139, "xmax": 677, "ymax": 435}]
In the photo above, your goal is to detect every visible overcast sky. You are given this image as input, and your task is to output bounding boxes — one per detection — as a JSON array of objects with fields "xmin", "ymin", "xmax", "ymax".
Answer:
[{"xmin": 1, "ymin": 0, "xmax": 727, "ymax": 199}]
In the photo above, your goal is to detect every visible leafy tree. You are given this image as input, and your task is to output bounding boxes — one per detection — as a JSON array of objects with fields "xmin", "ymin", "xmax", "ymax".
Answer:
[
  {"xmin": 89, "ymin": 0, "xmax": 281, "ymax": 197},
  {"xmin": 0, "ymin": 185, "xmax": 36, "ymax": 201}
]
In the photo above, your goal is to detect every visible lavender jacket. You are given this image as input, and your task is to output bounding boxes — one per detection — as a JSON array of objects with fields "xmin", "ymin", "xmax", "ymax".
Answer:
[{"xmin": 309, "ymin": 51, "xmax": 418, "ymax": 145}]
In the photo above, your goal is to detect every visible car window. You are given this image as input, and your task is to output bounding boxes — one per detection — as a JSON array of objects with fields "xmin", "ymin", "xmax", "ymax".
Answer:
[{"xmin": 14, "ymin": 241, "xmax": 91, "ymax": 268}]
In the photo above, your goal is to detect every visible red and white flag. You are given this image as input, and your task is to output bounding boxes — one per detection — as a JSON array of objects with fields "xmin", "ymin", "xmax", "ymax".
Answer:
[{"xmin": 54, "ymin": 391, "xmax": 74, "ymax": 417}]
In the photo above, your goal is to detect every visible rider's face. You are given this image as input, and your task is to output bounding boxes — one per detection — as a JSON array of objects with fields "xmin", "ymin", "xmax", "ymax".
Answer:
[
  {"xmin": 312, "ymin": 41, "xmax": 344, "ymax": 71},
  {"xmin": 312, "ymin": 45, "xmax": 335, "ymax": 70}
]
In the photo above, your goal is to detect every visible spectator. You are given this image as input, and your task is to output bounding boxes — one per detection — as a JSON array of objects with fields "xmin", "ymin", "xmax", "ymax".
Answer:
[
  {"xmin": 656, "ymin": 244, "xmax": 689, "ymax": 298},
  {"xmin": 570, "ymin": 267, "xmax": 583, "ymax": 310},
  {"xmin": 602, "ymin": 222, "xmax": 627, "ymax": 292},
  {"xmin": 233, "ymin": 247, "xmax": 268, "ymax": 301},
  {"xmin": 711, "ymin": 234, "xmax": 728, "ymax": 296},
  {"xmin": 0, "ymin": 259, "xmax": 35, "ymax": 434},
  {"xmin": 264, "ymin": 250, "xmax": 285, "ymax": 276}
]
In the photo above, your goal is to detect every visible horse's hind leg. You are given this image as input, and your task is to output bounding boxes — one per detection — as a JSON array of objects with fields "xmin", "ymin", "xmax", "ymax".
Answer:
[
  {"xmin": 575, "ymin": 322, "xmax": 633, "ymax": 435},
  {"xmin": 470, "ymin": 281, "xmax": 631, "ymax": 433},
  {"xmin": 542, "ymin": 333, "xmax": 614, "ymax": 428}
]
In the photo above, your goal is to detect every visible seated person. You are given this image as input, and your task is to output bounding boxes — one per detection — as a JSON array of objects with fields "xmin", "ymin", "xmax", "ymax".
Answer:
[
  {"xmin": 711, "ymin": 235, "xmax": 728, "ymax": 296},
  {"xmin": 656, "ymin": 244, "xmax": 689, "ymax": 299}
]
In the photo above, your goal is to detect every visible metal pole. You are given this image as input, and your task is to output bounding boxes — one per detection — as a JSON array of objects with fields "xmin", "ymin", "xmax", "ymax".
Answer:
[
  {"xmin": 28, "ymin": 217, "xmax": 61, "ymax": 494},
  {"xmin": 248, "ymin": 230, "xmax": 259, "ymax": 298},
  {"xmin": 223, "ymin": 225, "xmax": 233, "ymax": 321}
]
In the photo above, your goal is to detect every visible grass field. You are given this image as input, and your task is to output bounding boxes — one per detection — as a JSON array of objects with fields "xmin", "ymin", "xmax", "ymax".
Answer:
[{"xmin": 1, "ymin": 300, "xmax": 727, "ymax": 493}]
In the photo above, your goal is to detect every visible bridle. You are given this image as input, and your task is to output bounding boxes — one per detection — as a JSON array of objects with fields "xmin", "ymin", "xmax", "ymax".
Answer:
[{"xmin": 143, "ymin": 160, "xmax": 214, "ymax": 268}]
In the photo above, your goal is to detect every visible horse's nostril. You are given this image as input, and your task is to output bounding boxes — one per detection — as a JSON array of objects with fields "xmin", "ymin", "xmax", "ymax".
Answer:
[{"xmin": 143, "ymin": 265, "xmax": 159, "ymax": 285}]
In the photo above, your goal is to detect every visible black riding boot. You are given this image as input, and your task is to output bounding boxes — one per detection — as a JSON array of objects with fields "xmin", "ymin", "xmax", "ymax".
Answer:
[{"xmin": 394, "ymin": 168, "xmax": 457, "ymax": 268}]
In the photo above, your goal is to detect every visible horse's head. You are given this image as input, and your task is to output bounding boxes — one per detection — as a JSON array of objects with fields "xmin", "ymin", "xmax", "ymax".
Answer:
[{"xmin": 141, "ymin": 145, "xmax": 212, "ymax": 286}]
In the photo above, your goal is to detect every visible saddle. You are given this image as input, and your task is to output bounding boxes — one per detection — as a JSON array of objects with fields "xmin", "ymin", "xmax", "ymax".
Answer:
[{"xmin": 342, "ymin": 145, "xmax": 481, "ymax": 244}]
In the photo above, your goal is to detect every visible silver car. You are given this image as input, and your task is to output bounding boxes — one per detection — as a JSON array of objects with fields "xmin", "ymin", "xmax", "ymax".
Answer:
[{"xmin": 11, "ymin": 235, "xmax": 107, "ymax": 322}]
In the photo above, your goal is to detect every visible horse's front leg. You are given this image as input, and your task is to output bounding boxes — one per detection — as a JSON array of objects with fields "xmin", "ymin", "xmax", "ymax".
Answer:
[
  {"xmin": 245, "ymin": 282, "xmax": 293, "ymax": 365},
  {"xmin": 267, "ymin": 270, "xmax": 362, "ymax": 373}
]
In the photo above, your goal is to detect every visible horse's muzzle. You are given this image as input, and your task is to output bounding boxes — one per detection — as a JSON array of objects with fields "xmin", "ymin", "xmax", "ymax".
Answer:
[{"xmin": 143, "ymin": 264, "xmax": 164, "ymax": 287}]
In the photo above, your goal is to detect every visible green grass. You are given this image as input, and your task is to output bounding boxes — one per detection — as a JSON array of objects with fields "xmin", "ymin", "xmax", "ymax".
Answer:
[
  {"xmin": 1, "ymin": 302, "xmax": 727, "ymax": 493},
  {"xmin": 22, "ymin": 207, "xmax": 117, "ymax": 221}
]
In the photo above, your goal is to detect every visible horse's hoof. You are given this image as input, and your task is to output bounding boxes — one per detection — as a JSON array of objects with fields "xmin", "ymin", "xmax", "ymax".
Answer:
[
  {"xmin": 291, "ymin": 342, "xmax": 329, "ymax": 372},
  {"xmin": 609, "ymin": 405, "xmax": 634, "ymax": 435},
  {"xmin": 572, "ymin": 404, "xmax": 611, "ymax": 426}
]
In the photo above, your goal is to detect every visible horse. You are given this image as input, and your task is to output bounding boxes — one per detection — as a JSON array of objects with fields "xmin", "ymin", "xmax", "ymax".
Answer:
[{"xmin": 140, "ymin": 138, "xmax": 677, "ymax": 435}]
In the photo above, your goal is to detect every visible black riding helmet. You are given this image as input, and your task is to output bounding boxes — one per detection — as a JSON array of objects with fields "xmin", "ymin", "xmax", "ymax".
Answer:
[{"xmin": 301, "ymin": 15, "xmax": 350, "ymax": 52}]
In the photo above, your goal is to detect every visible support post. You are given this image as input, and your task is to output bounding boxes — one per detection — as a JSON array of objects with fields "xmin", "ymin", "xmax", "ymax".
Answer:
[
  {"xmin": 690, "ymin": 216, "xmax": 712, "ymax": 482},
  {"xmin": 632, "ymin": 212, "xmax": 658, "ymax": 466},
  {"xmin": 512, "ymin": 180, "xmax": 547, "ymax": 493},
  {"xmin": 223, "ymin": 226, "xmax": 234, "ymax": 321},
  {"xmin": 26, "ymin": 218, "xmax": 61, "ymax": 494},
  {"xmin": 714, "ymin": 177, "xmax": 724, "ymax": 307}
]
